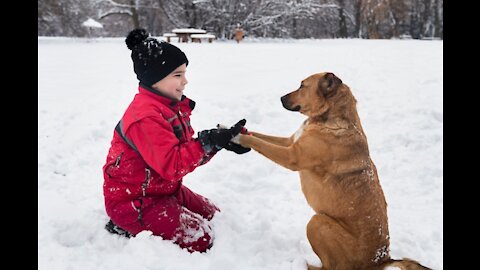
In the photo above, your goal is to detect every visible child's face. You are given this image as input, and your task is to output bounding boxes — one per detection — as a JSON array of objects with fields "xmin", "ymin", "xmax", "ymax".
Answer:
[{"xmin": 151, "ymin": 64, "xmax": 188, "ymax": 101}]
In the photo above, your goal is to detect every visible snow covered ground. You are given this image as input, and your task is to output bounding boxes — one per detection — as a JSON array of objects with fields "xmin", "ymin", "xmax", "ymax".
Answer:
[{"xmin": 38, "ymin": 37, "xmax": 442, "ymax": 270}]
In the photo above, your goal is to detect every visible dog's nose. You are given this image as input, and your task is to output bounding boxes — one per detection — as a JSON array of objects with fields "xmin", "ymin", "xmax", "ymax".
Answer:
[
  {"xmin": 281, "ymin": 95, "xmax": 291, "ymax": 110},
  {"xmin": 281, "ymin": 94, "xmax": 300, "ymax": 111}
]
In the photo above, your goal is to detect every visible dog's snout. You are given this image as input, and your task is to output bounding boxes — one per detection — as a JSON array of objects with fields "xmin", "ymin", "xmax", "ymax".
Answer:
[
  {"xmin": 281, "ymin": 95, "xmax": 290, "ymax": 109},
  {"xmin": 281, "ymin": 94, "xmax": 300, "ymax": 111}
]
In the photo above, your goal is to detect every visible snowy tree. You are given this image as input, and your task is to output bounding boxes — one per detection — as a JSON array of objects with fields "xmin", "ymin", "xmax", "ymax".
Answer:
[
  {"xmin": 38, "ymin": 0, "xmax": 442, "ymax": 39},
  {"xmin": 96, "ymin": 0, "xmax": 141, "ymax": 29},
  {"xmin": 356, "ymin": 0, "xmax": 443, "ymax": 39},
  {"xmin": 38, "ymin": 0, "xmax": 96, "ymax": 36},
  {"xmin": 190, "ymin": 0, "xmax": 257, "ymax": 39},
  {"xmin": 94, "ymin": 0, "xmax": 171, "ymax": 35},
  {"xmin": 409, "ymin": 0, "xmax": 443, "ymax": 39}
]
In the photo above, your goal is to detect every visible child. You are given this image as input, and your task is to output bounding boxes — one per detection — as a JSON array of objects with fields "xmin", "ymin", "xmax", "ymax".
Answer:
[{"xmin": 103, "ymin": 28, "xmax": 250, "ymax": 253}]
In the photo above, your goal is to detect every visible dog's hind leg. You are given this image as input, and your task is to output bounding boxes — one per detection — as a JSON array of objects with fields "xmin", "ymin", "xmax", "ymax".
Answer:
[{"xmin": 306, "ymin": 213, "xmax": 358, "ymax": 270}]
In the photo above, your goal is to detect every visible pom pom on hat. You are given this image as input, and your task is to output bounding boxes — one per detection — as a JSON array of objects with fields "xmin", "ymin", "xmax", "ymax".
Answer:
[
  {"xmin": 126, "ymin": 28, "xmax": 189, "ymax": 86},
  {"xmin": 125, "ymin": 28, "xmax": 149, "ymax": 50}
]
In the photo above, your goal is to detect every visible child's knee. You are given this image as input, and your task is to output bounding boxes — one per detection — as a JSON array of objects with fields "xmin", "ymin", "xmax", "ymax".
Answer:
[
  {"xmin": 179, "ymin": 231, "xmax": 213, "ymax": 253},
  {"xmin": 174, "ymin": 211, "xmax": 215, "ymax": 252},
  {"xmin": 176, "ymin": 186, "xmax": 220, "ymax": 220},
  {"xmin": 202, "ymin": 198, "xmax": 220, "ymax": 220}
]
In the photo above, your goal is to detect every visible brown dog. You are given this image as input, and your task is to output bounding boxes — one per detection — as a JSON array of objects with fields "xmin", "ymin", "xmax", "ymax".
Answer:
[{"xmin": 236, "ymin": 72, "xmax": 431, "ymax": 270}]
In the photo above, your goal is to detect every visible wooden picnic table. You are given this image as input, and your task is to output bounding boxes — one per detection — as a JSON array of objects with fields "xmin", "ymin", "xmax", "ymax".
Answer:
[
  {"xmin": 191, "ymin": 34, "xmax": 216, "ymax": 43},
  {"xmin": 171, "ymin": 28, "xmax": 207, "ymax": 43},
  {"xmin": 162, "ymin": 33, "xmax": 178, "ymax": 43}
]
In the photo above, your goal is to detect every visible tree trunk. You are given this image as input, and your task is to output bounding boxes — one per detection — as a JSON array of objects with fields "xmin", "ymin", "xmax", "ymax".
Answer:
[
  {"xmin": 338, "ymin": 0, "xmax": 348, "ymax": 38},
  {"xmin": 434, "ymin": 0, "xmax": 441, "ymax": 38},
  {"xmin": 354, "ymin": 0, "xmax": 362, "ymax": 38},
  {"xmin": 129, "ymin": 0, "xmax": 140, "ymax": 29}
]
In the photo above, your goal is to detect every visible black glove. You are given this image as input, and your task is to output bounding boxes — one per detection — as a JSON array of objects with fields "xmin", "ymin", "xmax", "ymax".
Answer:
[
  {"xmin": 224, "ymin": 141, "xmax": 251, "ymax": 154},
  {"xmin": 220, "ymin": 122, "xmax": 251, "ymax": 154},
  {"xmin": 198, "ymin": 119, "xmax": 246, "ymax": 153}
]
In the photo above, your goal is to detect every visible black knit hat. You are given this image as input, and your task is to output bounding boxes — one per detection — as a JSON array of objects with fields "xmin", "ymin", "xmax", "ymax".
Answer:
[{"xmin": 125, "ymin": 28, "xmax": 189, "ymax": 86}]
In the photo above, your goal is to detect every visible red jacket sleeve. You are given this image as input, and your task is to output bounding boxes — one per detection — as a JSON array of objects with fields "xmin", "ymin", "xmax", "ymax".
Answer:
[{"xmin": 125, "ymin": 115, "xmax": 211, "ymax": 182}]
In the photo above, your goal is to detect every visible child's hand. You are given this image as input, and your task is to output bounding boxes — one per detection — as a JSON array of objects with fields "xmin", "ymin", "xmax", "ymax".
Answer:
[
  {"xmin": 217, "ymin": 121, "xmax": 251, "ymax": 154},
  {"xmin": 224, "ymin": 140, "xmax": 251, "ymax": 154},
  {"xmin": 217, "ymin": 123, "xmax": 249, "ymax": 135},
  {"xmin": 198, "ymin": 119, "xmax": 247, "ymax": 153}
]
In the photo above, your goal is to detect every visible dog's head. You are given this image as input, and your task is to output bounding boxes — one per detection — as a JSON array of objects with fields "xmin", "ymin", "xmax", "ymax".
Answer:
[{"xmin": 281, "ymin": 72, "xmax": 343, "ymax": 118}]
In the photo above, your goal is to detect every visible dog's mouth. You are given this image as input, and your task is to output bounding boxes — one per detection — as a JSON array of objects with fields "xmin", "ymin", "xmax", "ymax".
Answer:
[
  {"xmin": 286, "ymin": 105, "xmax": 301, "ymax": 111},
  {"xmin": 281, "ymin": 96, "xmax": 301, "ymax": 111}
]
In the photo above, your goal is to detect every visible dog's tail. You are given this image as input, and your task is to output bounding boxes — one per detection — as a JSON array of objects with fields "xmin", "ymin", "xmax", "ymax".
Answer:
[{"xmin": 380, "ymin": 258, "xmax": 432, "ymax": 270}]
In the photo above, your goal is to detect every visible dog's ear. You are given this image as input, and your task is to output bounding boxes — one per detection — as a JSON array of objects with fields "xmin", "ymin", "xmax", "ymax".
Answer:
[{"xmin": 319, "ymin": 72, "xmax": 342, "ymax": 97}]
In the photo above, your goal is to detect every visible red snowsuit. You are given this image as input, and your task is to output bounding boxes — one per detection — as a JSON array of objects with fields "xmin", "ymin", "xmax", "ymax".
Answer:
[{"xmin": 103, "ymin": 84, "xmax": 219, "ymax": 252}]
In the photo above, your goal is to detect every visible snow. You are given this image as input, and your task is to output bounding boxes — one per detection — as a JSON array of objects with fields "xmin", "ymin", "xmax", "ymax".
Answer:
[
  {"xmin": 82, "ymin": 18, "xmax": 103, "ymax": 28},
  {"xmin": 191, "ymin": 34, "xmax": 216, "ymax": 39},
  {"xmin": 172, "ymin": 28, "xmax": 207, "ymax": 34},
  {"xmin": 38, "ymin": 37, "xmax": 443, "ymax": 270}
]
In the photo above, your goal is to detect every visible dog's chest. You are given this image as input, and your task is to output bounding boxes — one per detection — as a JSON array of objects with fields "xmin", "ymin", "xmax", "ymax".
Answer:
[{"xmin": 293, "ymin": 121, "xmax": 307, "ymax": 142}]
